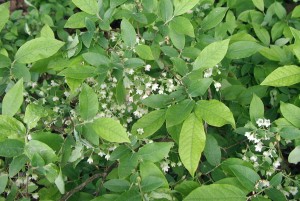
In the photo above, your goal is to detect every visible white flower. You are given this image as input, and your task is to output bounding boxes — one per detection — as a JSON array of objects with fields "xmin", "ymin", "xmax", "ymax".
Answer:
[
  {"xmin": 105, "ymin": 154, "xmax": 110, "ymax": 160},
  {"xmin": 204, "ymin": 68, "xmax": 213, "ymax": 78},
  {"xmin": 53, "ymin": 96, "xmax": 59, "ymax": 102},
  {"xmin": 214, "ymin": 82, "xmax": 222, "ymax": 91},
  {"xmin": 108, "ymin": 145, "xmax": 117, "ymax": 151},
  {"xmin": 263, "ymin": 151, "xmax": 271, "ymax": 157},
  {"xmin": 245, "ymin": 132, "xmax": 251, "ymax": 138},
  {"xmin": 273, "ymin": 160, "xmax": 280, "ymax": 169},
  {"xmin": 250, "ymin": 155, "xmax": 257, "ymax": 162},
  {"xmin": 264, "ymin": 119, "xmax": 271, "ymax": 127},
  {"xmin": 177, "ymin": 162, "xmax": 182, "ymax": 166},
  {"xmin": 242, "ymin": 155, "xmax": 248, "ymax": 161},
  {"xmin": 128, "ymin": 69, "xmax": 134, "ymax": 75},
  {"xmin": 151, "ymin": 83, "xmax": 159, "ymax": 91},
  {"xmin": 31, "ymin": 174, "xmax": 38, "ymax": 181},
  {"xmin": 171, "ymin": 162, "xmax": 176, "ymax": 167},
  {"xmin": 98, "ymin": 151, "xmax": 106, "ymax": 157},
  {"xmin": 289, "ymin": 186, "xmax": 298, "ymax": 196},
  {"xmin": 100, "ymin": 83, "xmax": 107, "ymax": 89},
  {"xmin": 255, "ymin": 142, "xmax": 263, "ymax": 152},
  {"xmin": 32, "ymin": 193, "xmax": 39, "ymax": 199},
  {"xmin": 64, "ymin": 91, "xmax": 70, "ymax": 97},
  {"xmin": 160, "ymin": 161, "xmax": 170, "ymax": 172},
  {"xmin": 87, "ymin": 157, "xmax": 93, "ymax": 164},
  {"xmin": 137, "ymin": 128, "xmax": 144, "ymax": 135},
  {"xmin": 256, "ymin": 118, "xmax": 264, "ymax": 127},
  {"xmin": 31, "ymin": 82, "xmax": 37, "ymax": 88},
  {"xmin": 53, "ymin": 106, "xmax": 60, "ymax": 112},
  {"xmin": 50, "ymin": 80, "xmax": 59, "ymax": 86},
  {"xmin": 27, "ymin": 134, "xmax": 32, "ymax": 141},
  {"xmin": 145, "ymin": 64, "xmax": 151, "ymax": 71}
]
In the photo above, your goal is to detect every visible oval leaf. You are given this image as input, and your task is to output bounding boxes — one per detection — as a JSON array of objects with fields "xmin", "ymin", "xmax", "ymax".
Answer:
[
  {"xmin": 280, "ymin": 102, "xmax": 300, "ymax": 128},
  {"xmin": 288, "ymin": 146, "xmax": 300, "ymax": 164},
  {"xmin": 2, "ymin": 78, "xmax": 23, "ymax": 117},
  {"xmin": 0, "ymin": 139, "xmax": 24, "ymax": 157},
  {"xmin": 137, "ymin": 142, "xmax": 173, "ymax": 162},
  {"xmin": 174, "ymin": 0, "xmax": 199, "ymax": 16},
  {"xmin": 72, "ymin": 0, "xmax": 99, "ymax": 15},
  {"xmin": 79, "ymin": 84, "xmax": 99, "ymax": 120},
  {"xmin": 121, "ymin": 19, "xmax": 136, "ymax": 48}
]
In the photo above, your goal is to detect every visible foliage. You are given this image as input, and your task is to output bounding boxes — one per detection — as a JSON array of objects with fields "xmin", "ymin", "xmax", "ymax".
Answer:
[{"xmin": 0, "ymin": 0, "xmax": 300, "ymax": 200}]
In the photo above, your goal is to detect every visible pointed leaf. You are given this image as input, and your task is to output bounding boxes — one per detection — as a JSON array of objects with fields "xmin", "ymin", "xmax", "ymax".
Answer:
[
  {"xmin": 0, "ymin": 115, "xmax": 26, "ymax": 140},
  {"xmin": 72, "ymin": 0, "xmax": 99, "ymax": 15},
  {"xmin": 0, "ymin": 2, "xmax": 10, "ymax": 32},
  {"xmin": 137, "ymin": 142, "xmax": 173, "ymax": 162},
  {"xmin": 135, "ymin": 45, "xmax": 154, "ymax": 60},
  {"xmin": 201, "ymin": 7, "xmax": 228, "ymax": 31},
  {"xmin": 280, "ymin": 102, "xmax": 300, "ymax": 128},
  {"xmin": 174, "ymin": 0, "xmax": 199, "ymax": 16},
  {"xmin": 170, "ymin": 16, "xmax": 194, "ymax": 37},
  {"xmin": 79, "ymin": 84, "xmax": 98, "ymax": 120},
  {"xmin": 2, "ymin": 79, "xmax": 23, "ymax": 117},
  {"xmin": 158, "ymin": 0, "xmax": 173, "ymax": 22},
  {"xmin": 288, "ymin": 146, "xmax": 300, "ymax": 164},
  {"xmin": 0, "ymin": 139, "xmax": 24, "ymax": 157},
  {"xmin": 121, "ymin": 19, "xmax": 136, "ymax": 48},
  {"xmin": 25, "ymin": 140, "xmax": 57, "ymax": 164},
  {"xmin": 249, "ymin": 94, "xmax": 264, "ymax": 123},
  {"xmin": 166, "ymin": 99, "xmax": 195, "ymax": 127}
]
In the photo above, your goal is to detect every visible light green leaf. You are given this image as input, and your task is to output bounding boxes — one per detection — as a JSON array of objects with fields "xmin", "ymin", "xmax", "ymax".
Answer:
[
  {"xmin": 40, "ymin": 24, "xmax": 55, "ymax": 38},
  {"xmin": 135, "ymin": 45, "xmax": 154, "ymax": 60},
  {"xmin": 0, "ymin": 174, "xmax": 8, "ymax": 195},
  {"xmin": 64, "ymin": 12, "xmax": 94, "ymax": 28},
  {"xmin": 261, "ymin": 65, "xmax": 300, "ymax": 87},
  {"xmin": 230, "ymin": 165, "xmax": 260, "ymax": 192},
  {"xmin": 55, "ymin": 169, "xmax": 65, "ymax": 194},
  {"xmin": 92, "ymin": 118, "xmax": 130, "ymax": 143},
  {"xmin": 166, "ymin": 99, "xmax": 195, "ymax": 127},
  {"xmin": 124, "ymin": 58, "xmax": 145, "ymax": 68},
  {"xmin": 253, "ymin": 23, "xmax": 270, "ymax": 45},
  {"xmin": 158, "ymin": 0, "xmax": 173, "ymax": 22},
  {"xmin": 201, "ymin": 7, "xmax": 228, "ymax": 31},
  {"xmin": 252, "ymin": 0, "xmax": 264, "ymax": 12},
  {"xmin": 72, "ymin": 0, "xmax": 99, "ymax": 15},
  {"xmin": 280, "ymin": 102, "xmax": 300, "ymax": 128},
  {"xmin": 193, "ymin": 39, "xmax": 229, "ymax": 70},
  {"xmin": 25, "ymin": 140, "xmax": 57, "ymax": 164},
  {"xmin": 137, "ymin": 142, "xmax": 173, "ymax": 162},
  {"xmin": 226, "ymin": 41, "xmax": 262, "ymax": 59},
  {"xmin": 110, "ymin": 0, "xmax": 128, "ymax": 8},
  {"xmin": 292, "ymin": 5, "xmax": 300, "ymax": 18},
  {"xmin": 121, "ymin": 19, "xmax": 136, "ymax": 48},
  {"xmin": 169, "ymin": 27, "xmax": 185, "ymax": 50},
  {"xmin": 187, "ymin": 78, "xmax": 213, "ymax": 97},
  {"xmin": 249, "ymin": 94, "xmax": 264, "ymax": 123},
  {"xmin": 141, "ymin": 94, "xmax": 170, "ymax": 108},
  {"xmin": 58, "ymin": 66, "xmax": 96, "ymax": 79},
  {"xmin": 82, "ymin": 52, "xmax": 110, "ymax": 66},
  {"xmin": 203, "ymin": 135, "xmax": 221, "ymax": 166},
  {"xmin": 195, "ymin": 100, "xmax": 236, "ymax": 128},
  {"xmin": 103, "ymin": 179, "xmax": 130, "ymax": 192},
  {"xmin": 9, "ymin": 155, "xmax": 29, "ymax": 177},
  {"xmin": 0, "ymin": 139, "xmax": 24, "ymax": 157},
  {"xmin": 2, "ymin": 79, "xmax": 23, "ymax": 117},
  {"xmin": 79, "ymin": 84, "xmax": 98, "ymax": 120},
  {"xmin": 140, "ymin": 161, "xmax": 168, "ymax": 190},
  {"xmin": 174, "ymin": 0, "xmax": 199, "ymax": 16},
  {"xmin": 24, "ymin": 103, "xmax": 47, "ymax": 129},
  {"xmin": 179, "ymin": 113, "xmax": 206, "ymax": 177},
  {"xmin": 270, "ymin": 172, "xmax": 282, "ymax": 187},
  {"xmin": 0, "ymin": 115, "xmax": 26, "ymax": 140},
  {"xmin": 288, "ymin": 146, "xmax": 300, "ymax": 164},
  {"xmin": 183, "ymin": 184, "xmax": 246, "ymax": 201},
  {"xmin": 131, "ymin": 109, "xmax": 166, "ymax": 138},
  {"xmin": 170, "ymin": 16, "xmax": 194, "ymax": 37},
  {"xmin": 15, "ymin": 38, "xmax": 65, "ymax": 63},
  {"xmin": 0, "ymin": 2, "xmax": 10, "ymax": 32}
]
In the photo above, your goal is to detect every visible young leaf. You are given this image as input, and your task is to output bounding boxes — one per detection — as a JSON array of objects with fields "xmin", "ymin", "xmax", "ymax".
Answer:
[
  {"xmin": 135, "ymin": 45, "xmax": 154, "ymax": 60},
  {"xmin": 0, "ymin": 2, "xmax": 10, "ymax": 32},
  {"xmin": 166, "ymin": 99, "xmax": 195, "ymax": 127},
  {"xmin": 195, "ymin": 100, "xmax": 236, "ymax": 128},
  {"xmin": 121, "ymin": 19, "xmax": 136, "ymax": 48},
  {"xmin": 0, "ymin": 115, "xmax": 26, "ymax": 140},
  {"xmin": 280, "ymin": 102, "xmax": 300, "ymax": 128},
  {"xmin": 92, "ymin": 118, "xmax": 130, "ymax": 143},
  {"xmin": 40, "ymin": 24, "xmax": 55, "ymax": 38},
  {"xmin": 158, "ymin": 0, "xmax": 173, "ymax": 22},
  {"xmin": 288, "ymin": 146, "xmax": 300, "ymax": 164},
  {"xmin": 261, "ymin": 65, "xmax": 300, "ymax": 87},
  {"xmin": 170, "ymin": 16, "xmax": 195, "ymax": 37},
  {"xmin": 173, "ymin": 0, "xmax": 199, "ymax": 16},
  {"xmin": 15, "ymin": 38, "xmax": 64, "ymax": 63},
  {"xmin": 137, "ymin": 142, "xmax": 173, "ymax": 162},
  {"xmin": 193, "ymin": 39, "xmax": 229, "ymax": 70},
  {"xmin": 252, "ymin": 0, "xmax": 264, "ymax": 12},
  {"xmin": 72, "ymin": 0, "xmax": 99, "ymax": 15},
  {"xmin": 183, "ymin": 184, "xmax": 246, "ymax": 201},
  {"xmin": 79, "ymin": 84, "xmax": 99, "ymax": 120},
  {"xmin": 131, "ymin": 109, "xmax": 166, "ymax": 138},
  {"xmin": 179, "ymin": 113, "xmax": 206, "ymax": 177},
  {"xmin": 0, "ymin": 139, "xmax": 24, "ymax": 157},
  {"xmin": 201, "ymin": 7, "xmax": 228, "ymax": 31},
  {"xmin": 2, "ymin": 79, "xmax": 23, "ymax": 117},
  {"xmin": 249, "ymin": 94, "xmax": 264, "ymax": 123}
]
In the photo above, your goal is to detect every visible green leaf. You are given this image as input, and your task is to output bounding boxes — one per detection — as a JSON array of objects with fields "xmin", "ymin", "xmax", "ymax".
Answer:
[
  {"xmin": 183, "ymin": 184, "xmax": 246, "ymax": 201},
  {"xmin": 91, "ymin": 118, "xmax": 130, "ymax": 143},
  {"xmin": 15, "ymin": 38, "xmax": 65, "ymax": 64},
  {"xmin": 0, "ymin": 2, "xmax": 10, "ymax": 32},
  {"xmin": 121, "ymin": 19, "xmax": 136, "ymax": 48},
  {"xmin": 135, "ymin": 45, "xmax": 154, "ymax": 60},
  {"xmin": 170, "ymin": 57, "xmax": 188, "ymax": 76},
  {"xmin": 201, "ymin": 7, "xmax": 228, "ymax": 31},
  {"xmin": 195, "ymin": 100, "xmax": 235, "ymax": 128},
  {"xmin": 40, "ymin": 24, "xmax": 55, "ymax": 38},
  {"xmin": 116, "ymin": 79, "xmax": 126, "ymax": 105},
  {"xmin": 58, "ymin": 66, "xmax": 96, "ymax": 79},
  {"xmin": 280, "ymin": 102, "xmax": 300, "ymax": 128},
  {"xmin": 288, "ymin": 146, "xmax": 300, "ymax": 164},
  {"xmin": 2, "ymin": 79, "xmax": 23, "ymax": 117},
  {"xmin": 166, "ymin": 99, "xmax": 195, "ymax": 127},
  {"xmin": 140, "ymin": 161, "xmax": 168, "ymax": 189},
  {"xmin": 0, "ymin": 54, "xmax": 11, "ymax": 68},
  {"xmin": 170, "ymin": 16, "xmax": 194, "ymax": 37},
  {"xmin": 175, "ymin": 180, "xmax": 200, "ymax": 197},
  {"xmin": 179, "ymin": 113, "xmax": 206, "ymax": 176},
  {"xmin": 265, "ymin": 188, "xmax": 287, "ymax": 201},
  {"xmin": 0, "ymin": 139, "xmax": 24, "ymax": 157},
  {"xmin": 82, "ymin": 52, "xmax": 110, "ymax": 66},
  {"xmin": 292, "ymin": 5, "xmax": 300, "ymax": 18},
  {"xmin": 187, "ymin": 78, "xmax": 213, "ymax": 97},
  {"xmin": 270, "ymin": 172, "xmax": 282, "ymax": 187},
  {"xmin": 252, "ymin": 0, "xmax": 264, "ymax": 12},
  {"xmin": 226, "ymin": 41, "xmax": 262, "ymax": 59},
  {"xmin": 0, "ymin": 115, "xmax": 26, "ymax": 140},
  {"xmin": 253, "ymin": 23, "xmax": 270, "ymax": 45},
  {"xmin": 0, "ymin": 174, "xmax": 8, "ymax": 195},
  {"xmin": 193, "ymin": 39, "xmax": 229, "ymax": 70},
  {"xmin": 158, "ymin": 0, "xmax": 173, "ymax": 22},
  {"xmin": 72, "ymin": 0, "xmax": 99, "ymax": 15},
  {"xmin": 79, "ymin": 84, "xmax": 98, "ymax": 120},
  {"xmin": 229, "ymin": 165, "xmax": 260, "ymax": 192},
  {"xmin": 137, "ymin": 142, "xmax": 173, "ymax": 162},
  {"xmin": 141, "ymin": 94, "xmax": 170, "ymax": 108},
  {"xmin": 279, "ymin": 127, "xmax": 300, "ymax": 140},
  {"xmin": 24, "ymin": 104, "xmax": 47, "ymax": 129},
  {"xmin": 24, "ymin": 140, "xmax": 57, "ymax": 164},
  {"xmin": 103, "ymin": 179, "xmax": 130, "ymax": 192},
  {"xmin": 31, "ymin": 132, "xmax": 64, "ymax": 153},
  {"xmin": 249, "ymin": 94, "xmax": 264, "ymax": 123},
  {"xmin": 203, "ymin": 135, "xmax": 221, "ymax": 166},
  {"xmin": 261, "ymin": 65, "xmax": 300, "ymax": 87},
  {"xmin": 65, "ymin": 12, "xmax": 94, "ymax": 28},
  {"xmin": 110, "ymin": 0, "xmax": 128, "ymax": 8},
  {"xmin": 55, "ymin": 169, "xmax": 65, "ymax": 194},
  {"xmin": 131, "ymin": 109, "xmax": 166, "ymax": 138},
  {"xmin": 124, "ymin": 58, "xmax": 145, "ymax": 68},
  {"xmin": 174, "ymin": 0, "xmax": 199, "ymax": 16},
  {"xmin": 9, "ymin": 155, "xmax": 29, "ymax": 177},
  {"xmin": 169, "ymin": 27, "xmax": 185, "ymax": 50}
]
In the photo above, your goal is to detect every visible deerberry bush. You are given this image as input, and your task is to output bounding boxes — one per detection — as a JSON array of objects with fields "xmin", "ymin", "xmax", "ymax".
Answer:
[{"xmin": 0, "ymin": 0, "xmax": 300, "ymax": 200}]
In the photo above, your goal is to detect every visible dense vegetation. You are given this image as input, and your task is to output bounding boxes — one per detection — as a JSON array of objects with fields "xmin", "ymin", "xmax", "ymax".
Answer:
[{"xmin": 0, "ymin": 0, "xmax": 300, "ymax": 200}]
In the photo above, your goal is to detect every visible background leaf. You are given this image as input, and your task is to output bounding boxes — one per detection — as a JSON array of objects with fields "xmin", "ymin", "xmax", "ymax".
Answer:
[
  {"xmin": 121, "ymin": 19, "xmax": 136, "ymax": 48},
  {"xmin": 201, "ymin": 7, "xmax": 228, "ymax": 31},
  {"xmin": 0, "ymin": 2, "xmax": 10, "ymax": 32},
  {"xmin": 280, "ymin": 102, "xmax": 300, "ymax": 128},
  {"xmin": 249, "ymin": 94, "xmax": 264, "ymax": 123},
  {"xmin": 137, "ymin": 142, "xmax": 173, "ymax": 162},
  {"xmin": 79, "ymin": 84, "xmax": 99, "ymax": 120}
]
